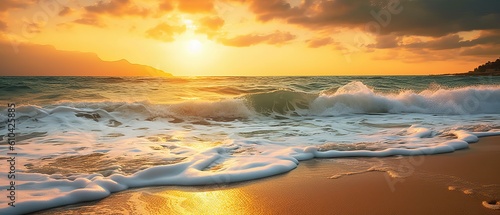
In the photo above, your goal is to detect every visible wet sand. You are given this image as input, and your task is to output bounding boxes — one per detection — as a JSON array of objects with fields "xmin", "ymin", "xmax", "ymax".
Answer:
[{"xmin": 34, "ymin": 136, "xmax": 500, "ymax": 215}]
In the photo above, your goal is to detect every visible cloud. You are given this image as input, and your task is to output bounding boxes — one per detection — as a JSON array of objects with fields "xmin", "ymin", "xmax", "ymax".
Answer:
[
  {"xmin": 404, "ymin": 34, "xmax": 465, "ymax": 50},
  {"xmin": 0, "ymin": 0, "xmax": 31, "ymax": 12},
  {"xmin": 247, "ymin": 0, "xmax": 296, "ymax": 21},
  {"xmin": 460, "ymin": 45, "xmax": 500, "ymax": 56},
  {"xmin": 403, "ymin": 30, "xmax": 500, "ymax": 50},
  {"xmin": 371, "ymin": 34, "xmax": 400, "ymax": 49},
  {"xmin": 307, "ymin": 37, "xmax": 335, "ymax": 48},
  {"xmin": 371, "ymin": 48, "xmax": 459, "ymax": 63},
  {"xmin": 246, "ymin": 0, "xmax": 381, "ymax": 26},
  {"xmin": 84, "ymin": 0, "xmax": 149, "ymax": 17},
  {"xmin": 386, "ymin": 0, "xmax": 500, "ymax": 37},
  {"xmin": 59, "ymin": 6, "xmax": 72, "ymax": 16},
  {"xmin": 218, "ymin": 31, "xmax": 296, "ymax": 47},
  {"xmin": 159, "ymin": 1, "xmax": 174, "ymax": 12},
  {"xmin": 74, "ymin": 0, "xmax": 149, "ymax": 27},
  {"xmin": 196, "ymin": 16, "xmax": 224, "ymax": 38},
  {"xmin": 156, "ymin": 0, "xmax": 216, "ymax": 14},
  {"xmin": 146, "ymin": 22, "xmax": 186, "ymax": 42},
  {"xmin": 75, "ymin": 0, "xmax": 217, "ymax": 28},
  {"xmin": 74, "ymin": 14, "xmax": 104, "ymax": 27},
  {"xmin": 239, "ymin": 0, "xmax": 500, "ymax": 37},
  {"xmin": 0, "ymin": 0, "xmax": 35, "ymax": 32},
  {"xmin": 178, "ymin": 0, "xmax": 215, "ymax": 13},
  {"xmin": 24, "ymin": 21, "xmax": 42, "ymax": 34},
  {"xmin": 465, "ymin": 30, "xmax": 500, "ymax": 46},
  {"xmin": 0, "ymin": 20, "xmax": 7, "ymax": 32},
  {"xmin": 199, "ymin": 16, "xmax": 224, "ymax": 30}
]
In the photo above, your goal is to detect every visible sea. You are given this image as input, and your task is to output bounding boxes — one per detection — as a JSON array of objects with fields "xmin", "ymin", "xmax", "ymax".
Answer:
[{"xmin": 1, "ymin": 76, "xmax": 500, "ymax": 214}]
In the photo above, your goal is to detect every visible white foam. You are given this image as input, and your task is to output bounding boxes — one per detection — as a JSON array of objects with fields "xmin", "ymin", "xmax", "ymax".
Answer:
[
  {"xmin": 313, "ymin": 82, "xmax": 500, "ymax": 115},
  {"xmin": 1, "ymin": 123, "xmax": 495, "ymax": 214},
  {"xmin": 1, "ymin": 82, "xmax": 500, "ymax": 214},
  {"xmin": 482, "ymin": 200, "xmax": 500, "ymax": 210},
  {"xmin": 0, "ymin": 147, "xmax": 298, "ymax": 214}
]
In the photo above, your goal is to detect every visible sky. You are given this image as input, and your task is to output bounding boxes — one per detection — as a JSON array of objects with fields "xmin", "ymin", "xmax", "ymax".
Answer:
[{"xmin": 0, "ymin": 0, "xmax": 499, "ymax": 76}]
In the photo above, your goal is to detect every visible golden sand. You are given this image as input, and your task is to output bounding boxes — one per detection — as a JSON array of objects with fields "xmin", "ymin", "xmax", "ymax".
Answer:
[{"xmin": 35, "ymin": 136, "xmax": 500, "ymax": 215}]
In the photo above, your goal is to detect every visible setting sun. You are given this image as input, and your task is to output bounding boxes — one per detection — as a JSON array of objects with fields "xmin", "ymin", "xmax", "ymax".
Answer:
[
  {"xmin": 1, "ymin": 0, "xmax": 497, "ymax": 76},
  {"xmin": 187, "ymin": 39, "xmax": 203, "ymax": 53},
  {"xmin": 1, "ymin": 1, "xmax": 500, "ymax": 214}
]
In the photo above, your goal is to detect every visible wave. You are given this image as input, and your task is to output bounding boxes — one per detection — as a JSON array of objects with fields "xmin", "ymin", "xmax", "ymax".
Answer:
[
  {"xmin": 0, "ymin": 85, "xmax": 34, "ymax": 92},
  {"xmin": 244, "ymin": 90, "xmax": 318, "ymax": 115},
  {"xmin": 198, "ymin": 86, "xmax": 254, "ymax": 95},
  {"xmin": 242, "ymin": 81, "xmax": 500, "ymax": 116},
  {"xmin": 312, "ymin": 81, "xmax": 500, "ymax": 115},
  {"xmin": 2, "ymin": 82, "xmax": 500, "ymax": 124},
  {"xmin": 2, "ymin": 129, "xmax": 500, "ymax": 214},
  {"xmin": 1, "ymin": 80, "xmax": 500, "ymax": 214}
]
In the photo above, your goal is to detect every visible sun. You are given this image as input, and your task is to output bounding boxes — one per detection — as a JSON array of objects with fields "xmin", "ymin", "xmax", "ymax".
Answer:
[{"xmin": 187, "ymin": 39, "xmax": 203, "ymax": 53}]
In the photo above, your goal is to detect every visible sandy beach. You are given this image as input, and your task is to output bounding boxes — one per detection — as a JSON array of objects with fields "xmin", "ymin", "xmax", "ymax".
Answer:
[
  {"xmin": 32, "ymin": 136, "xmax": 500, "ymax": 215},
  {"xmin": 2, "ymin": 0, "xmax": 500, "ymax": 213}
]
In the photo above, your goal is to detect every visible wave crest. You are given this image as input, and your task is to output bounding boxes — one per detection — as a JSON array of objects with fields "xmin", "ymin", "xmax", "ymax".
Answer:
[
  {"xmin": 244, "ymin": 90, "xmax": 317, "ymax": 115},
  {"xmin": 312, "ymin": 81, "xmax": 500, "ymax": 115},
  {"xmin": 2, "ymin": 82, "xmax": 500, "ymax": 123}
]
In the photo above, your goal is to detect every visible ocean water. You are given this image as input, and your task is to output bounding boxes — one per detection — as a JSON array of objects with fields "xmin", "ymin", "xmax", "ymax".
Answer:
[{"xmin": 1, "ymin": 76, "xmax": 500, "ymax": 214}]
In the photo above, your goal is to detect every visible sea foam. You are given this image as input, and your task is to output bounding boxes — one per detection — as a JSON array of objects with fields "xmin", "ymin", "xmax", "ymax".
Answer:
[{"xmin": 1, "ymin": 81, "xmax": 499, "ymax": 214}]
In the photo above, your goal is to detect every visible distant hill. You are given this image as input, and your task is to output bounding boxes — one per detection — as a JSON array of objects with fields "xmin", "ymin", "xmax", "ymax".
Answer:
[
  {"xmin": 468, "ymin": 58, "xmax": 500, "ymax": 74},
  {"xmin": 454, "ymin": 57, "xmax": 500, "ymax": 76},
  {"xmin": 0, "ymin": 41, "xmax": 172, "ymax": 77}
]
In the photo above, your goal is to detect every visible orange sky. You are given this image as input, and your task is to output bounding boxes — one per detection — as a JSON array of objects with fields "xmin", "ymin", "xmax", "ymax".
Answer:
[{"xmin": 1, "ymin": 0, "xmax": 499, "ymax": 76}]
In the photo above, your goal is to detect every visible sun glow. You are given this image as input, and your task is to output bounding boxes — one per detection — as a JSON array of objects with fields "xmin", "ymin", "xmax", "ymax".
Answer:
[
  {"xmin": 187, "ymin": 39, "xmax": 203, "ymax": 53},
  {"xmin": 183, "ymin": 19, "xmax": 196, "ymax": 28}
]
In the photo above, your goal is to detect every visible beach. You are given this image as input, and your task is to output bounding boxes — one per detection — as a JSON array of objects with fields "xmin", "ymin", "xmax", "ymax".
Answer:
[
  {"xmin": 34, "ymin": 136, "xmax": 500, "ymax": 215},
  {"xmin": 1, "ymin": 76, "xmax": 499, "ymax": 214},
  {"xmin": 2, "ymin": 0, "xmax": 500, "ymax": 213}
]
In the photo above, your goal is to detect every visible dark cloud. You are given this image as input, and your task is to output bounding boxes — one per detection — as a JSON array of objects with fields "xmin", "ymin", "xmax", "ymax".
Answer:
[
  {"xmin": 404, "ymin": 34, "xmax": 465, "ymax": 50},
  {"xmin": 246, "ymin": 0, "xmax": 390, "ymax": 27},
  {"xmin": 461, "ymin": 45, "xmax": 500, "ymax": 56},
  {"xmin": 381, "ymin": 0, "xmax": 500, "ymax": 37},
  {"xmin": 247, "ymin": 0, "xmax": 297, "ymax": 21},
  {"xmin": 218, "ymin": 31, "xmax": 296, "ymax": 47},
  {"xmin": 59, "ymin": 6, "xmax": 72, "ymax": 16},
  {"xmin": 464, "ymin": 30, "xmax": 500, "ymax": 46},
  {"xmin": 239, "ymin": 0, "xmax": 500, "ymax": 37},
  {"xmin": 403, "ymin": 30, "xmax": 500, "ymax": 50},
  {"xmin": 146, "ymin": 22, "xmax": 186, "ymax": 42},
  {"xmin": 459, "ymin": 30, "xmax": 500, "ymax": 56},
  {"xmin": 373, "ymin": 34, "xmax": 400, "ymax": 49}
]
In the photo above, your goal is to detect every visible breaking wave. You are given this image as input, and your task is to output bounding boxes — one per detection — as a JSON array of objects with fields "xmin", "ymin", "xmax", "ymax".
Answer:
[
  {"xmin": 1, "ymin": 80, "xmax": 500, "ymax": 214},
  {"xmin": 3, "ymin": 81, "xmax": 499, "ymax": 123}
]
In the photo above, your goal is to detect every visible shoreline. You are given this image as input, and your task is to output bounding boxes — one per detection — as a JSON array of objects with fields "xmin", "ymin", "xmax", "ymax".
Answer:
[{"xmin": 33, "ymin": 136, "xmax": 500, "ymax": 214}]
